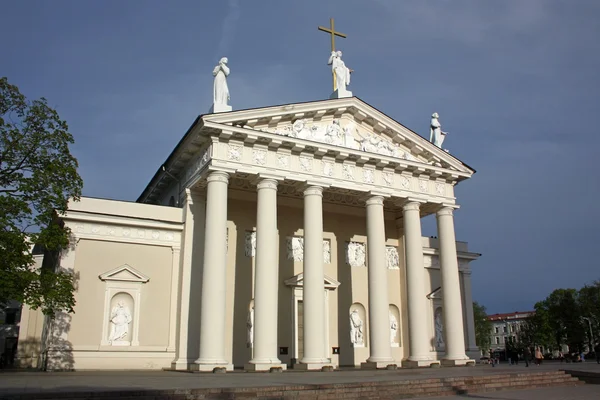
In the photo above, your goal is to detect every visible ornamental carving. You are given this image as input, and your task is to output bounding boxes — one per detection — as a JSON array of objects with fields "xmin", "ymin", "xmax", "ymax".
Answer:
[
  {"xmin": 277, "ymin": 154, "xmax": 289, "ymax": 169},
  {"xmin": 419, "ymin": 180, "xmax": 428, "ymax": 192},
  {"xmin": 382, "ymin": 172, "xmax": 393, "ymax": 186},
  {"xmin": 299, "ymin": 157, "xmax": 312, "ymax": 172},
  {"xmin": 386, "ymin": 246, "xmax": 400, "ymax": 269},
  {"xmin": 184, "ymin": 148, "xmax": 210, "ymax": 183},
  {"xmin": 252, "ymin": 149, "xmax": 267, "ymax": 166},
  {"xmin": 228, "ymin": 144, "xmax": 242, "ymax": 161},
  {"xmin": 363, "ymin": 169, "xmax": 374, "ymax": 184},
  {"xmin": 399, "ymin": 176, "xmax": 410, "ymax": 189},
  {"xmin": 435, "ymin": 183, "xmax": 445, "ymax": 195},
  {"xmin": 342, "ymin": 164, "xmax": 355, "ymax": 180},
  {"xmin": 346, "ymin": 242, "xmax": 366, "ymax": 267},
  {"xmin": 70, "ymin": 223, "xmax": 179, "ymax": 243},
  {"xmin": 322, "ymin": 161, "xmax": 334, "ymax": 177},
  {"xmin": 245, "ymin": 231, "xmax": 256, "ymax": 257},
  {"xmin": 265, "ymin": 118, "xmax": 421, "ymax": 161}
]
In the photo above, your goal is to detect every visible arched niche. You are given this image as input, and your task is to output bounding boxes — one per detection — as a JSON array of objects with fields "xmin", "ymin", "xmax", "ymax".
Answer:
[
  {"xmin": 434, "ymin": 306, "xmax": 445, "ymax": 352},
  {"xmin": 349, "ymin": 303, "xmax": 367, "ymax": 348},
  {"xmin": 108, "ymin": 292, "xmax": 134, "ymax": 345},
  {"xmin": 99, "ymin": 264, "xmax": 149, "ymax": 347},
  {"xmin": 389, "ymin": 304, "xmax": 400, "ymax": 347}
]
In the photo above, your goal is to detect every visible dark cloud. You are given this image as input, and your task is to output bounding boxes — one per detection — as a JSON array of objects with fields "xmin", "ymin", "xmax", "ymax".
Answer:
[{"xmin": 1, "ymin": 0, "xmax": 598, "ymax": 313}]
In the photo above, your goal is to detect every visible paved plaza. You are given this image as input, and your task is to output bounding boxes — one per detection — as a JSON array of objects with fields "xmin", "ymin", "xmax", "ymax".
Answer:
[{"xmin": 0, "ymin": 361, "xmax": 598, "ymax": 397}]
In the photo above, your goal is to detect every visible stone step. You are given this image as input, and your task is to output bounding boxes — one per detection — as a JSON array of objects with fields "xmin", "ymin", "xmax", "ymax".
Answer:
[{"xmin": 0, "ymin": 372, "xmax": 583, "ymax": 400}]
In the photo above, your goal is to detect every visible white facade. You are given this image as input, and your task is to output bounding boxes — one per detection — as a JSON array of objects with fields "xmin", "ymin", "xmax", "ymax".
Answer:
[{"xmin": 17, "ymin": 97, "xmax": 481, "ymax": 370}]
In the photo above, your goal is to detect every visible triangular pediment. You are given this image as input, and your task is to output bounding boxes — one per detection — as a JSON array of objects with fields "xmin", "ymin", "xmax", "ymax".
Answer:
[
  {"xmin": 99, "ymin": 264, "xmax": 150, "ymax": 283},
  {"xmin": 202, "ymin": 97, "xmax": 473, "ymax": 174},
  {"xmin": 284, "ymin": 273, "xmax": 340, "ymax": 290}
]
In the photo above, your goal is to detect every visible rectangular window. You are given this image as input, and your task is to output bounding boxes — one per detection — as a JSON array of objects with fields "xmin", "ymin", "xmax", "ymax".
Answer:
[
  {"xmin": 495, "ymin": 327, "xmax": 499, "ymax": 333},
  {"xmin": 495, "ymin": 337, "xmax": 500, "ymax": 344}
]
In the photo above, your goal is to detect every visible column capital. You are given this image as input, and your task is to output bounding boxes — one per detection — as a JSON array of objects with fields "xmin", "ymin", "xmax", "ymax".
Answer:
[
  {"xmin": 436, "ymin": 204, "xmax": 459, "ymax": 217},
  {"xmin": 401, "ymin": 200, "xmax": 424, "ymax": 212},
  {"xmin": 206, "ymin": 170, "xmax": 229, "ymax": 184},
  {"xmin": 303, "ymin": 185, "xmax": 324, "ymax": 197},
  {"xmin": 365, "ymin": 195, "xmax": 384, "ymax": 206},
  {"xmin": 461, "ymin": 269, "xmax": 472, "ymax": 276},
  {"xmin": 256, "ymin": 178, "xmax": 278, "ymax": 190}
]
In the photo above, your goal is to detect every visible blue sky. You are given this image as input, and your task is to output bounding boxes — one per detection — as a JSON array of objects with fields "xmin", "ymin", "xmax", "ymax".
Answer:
[{"xmin": 2, "ymin": 0, "xmax": 599, "ymax": 314}]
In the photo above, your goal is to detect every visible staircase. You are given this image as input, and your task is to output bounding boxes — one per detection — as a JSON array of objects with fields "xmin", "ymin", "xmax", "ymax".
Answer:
[{"xmin": 0, "ymin": 370, "xmax": 583, "ymax": 400}]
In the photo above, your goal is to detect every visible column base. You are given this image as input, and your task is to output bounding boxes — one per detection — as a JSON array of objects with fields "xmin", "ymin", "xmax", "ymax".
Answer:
[
  {"xmin": 441, "ymin": 358, "xmax": 476, "ymax": 367},
  {"xmin": 244, "ymin": 362, "xmax": 287, "ymax": 372},
  {"xmin": 402, "ymin": 360, "xmax": 441, "ymax": 368},
  {"xmin": 191, "ymin": 362, "xmax": 234, "ymax": 372},
  {"xmin": 294, "ymin": 362, "xmax": 334, "ymax": 371},
  {"xmin": 361, "ymin": 361, "xmax": 398, "ymax": 369},
  {"xmin": 171, "ymin": 359, "xmax": 195, "ymax": 371}
]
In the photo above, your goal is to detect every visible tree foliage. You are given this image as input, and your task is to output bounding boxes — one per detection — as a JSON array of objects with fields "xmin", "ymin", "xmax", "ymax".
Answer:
[
  {"xmin": 473, "ymin": 301, "xmax": 492, "ymax": 351},
  {"xmin": 0, "ymin": 77, "xmax": 82, "ymax": 315}
]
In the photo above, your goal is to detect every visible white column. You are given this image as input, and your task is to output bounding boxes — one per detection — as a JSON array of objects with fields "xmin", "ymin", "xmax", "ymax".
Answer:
[
  {"xmin": 298, "ymin": 185, "xmax": 330, "ymax": 369},
  {"xmin": 195, "ymin": 171, "xmax": 232, "ymax": 371},
  {"xmin": 402, "ymin": 201, "xmax": 436, "ymax": 367},
  {"xmin": 167, "ymin": 246, "xmax": 181, "ymax": 353},
  {"xmin": 362, "ymin": 195, "xmax": 394, "ymax": 368},
  {"xmin": 437, "ymin": 206, "xmax": 470, "ymax": 365},
  {"xmin": 246, "ymin": 178, "xmax": 285, "ymax": 371},
  {"xmin": 172, "ymin": 189, "xmax": 205, "ymax": 370},
  {"xmin": 462, "ymin": 270, "xmax": 479, "ymax": 354}
]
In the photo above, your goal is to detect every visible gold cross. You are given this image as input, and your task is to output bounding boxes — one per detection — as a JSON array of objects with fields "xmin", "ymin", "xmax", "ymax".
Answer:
[{"xmin": 318, "ymin": 18, "xmax": 347, "ymax": 91}]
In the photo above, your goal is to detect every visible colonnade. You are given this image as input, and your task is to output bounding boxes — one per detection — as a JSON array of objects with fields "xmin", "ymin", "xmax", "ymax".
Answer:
[{"xmin": 188, "ymin": 170, "xmax": 470, "ymax": 371}]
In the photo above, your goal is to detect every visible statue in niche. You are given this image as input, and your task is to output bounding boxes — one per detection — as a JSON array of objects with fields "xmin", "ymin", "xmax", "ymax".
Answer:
[
  {"xmin": 349, "ymin": 309, "xmax": 364, "ymax": 346},
  {"xmin": 212, "ymin": 57, "xmax": 230, "ymax": 106},
  {"xmin": 108, "ymin": 301, "xmax": 132, "ymax": 344},
  {"xmin": 287, "ymin": 237, "xmax": 304, "ymax": 262},
  {"xmin": 429, "ymin": 112, "xmax": 448, "ymax": 149},
  {"xmin": 389, "ymin": 310, "xmax": 398, "ymax": 345},
  {"xmin": 246, "ymin": 305, "xmax": 254, "ymax": 348},
  {"xmin": 434, "ymin": 308, "xmax": 445, "ymax": 349},
  {"xmin": 328, "ymin": 50, "xmax": 353, "ymax": 92}
]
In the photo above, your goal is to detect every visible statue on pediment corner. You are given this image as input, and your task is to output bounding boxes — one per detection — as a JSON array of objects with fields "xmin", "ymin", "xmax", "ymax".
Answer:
[{"xmin": 430, "ymin": 112, "xmax": 449, "ymax": 150}]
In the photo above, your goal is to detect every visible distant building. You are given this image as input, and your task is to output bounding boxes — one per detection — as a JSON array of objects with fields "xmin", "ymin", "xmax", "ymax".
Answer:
[{"xmin": 487, "ymin": 311, "xmax": 534, "ymax": 353}]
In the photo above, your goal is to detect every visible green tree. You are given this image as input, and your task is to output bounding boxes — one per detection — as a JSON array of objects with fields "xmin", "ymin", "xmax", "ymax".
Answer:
[
  {"xmin": 519, "ymin": 307, "xmax": 552, "ymax": 350},
  {"xmin": 0, "ymin": 77, "xmax": 82, "ymax": 315},
  {"xmin": 473, "ymin": 301, "xmax": 492, "ymax": 351},
  {"xmin": 535, "ymin": 289, "xmax": 586, "ymax": 352},
  {"xmin": 578, "ymin": 280, "xmax": 600, "ymax": 346}
]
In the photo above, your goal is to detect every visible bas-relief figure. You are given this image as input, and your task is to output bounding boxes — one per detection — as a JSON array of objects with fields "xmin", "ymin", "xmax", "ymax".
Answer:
[
  {"xmin": 434, "ymin": 308, "xmax": 445, "ymax": 349},
  {"xmin": 267, "ymin": 119, "xmax": 420, "ymax": 162},
  {"xmin": 246, "ymin": 305, "xmax": 254, "ymax": 348},
  {"xmin": 328, "ymin": 50, "xmax": 352, "ymax": 93},
  {"xmin": 346, "ymin": 242, "xmax": 366, "ymax": 267},
  {"xmin": 389, "ymin": 310, "xmax": 398, "ymax": 345},
  {"xmin": 108, "ymin": 301, "xmax": 132, "ymax": 345},
  {"xmin": 349, "ymin": 309, "xmax": 364, "ymax": 347},
  {"xmin": 286, "ymin": 237, "xmax": 331, "ymax": 263},
  {"xmin": 386, "ymin": 246, "xmax": 399, "ymax": 269},
  {"xmin": 429, "ymin": 112, "xmax": 448, "ymax": 149},
  {"xmin": 245, "ymin": 231, "xmax": 256, "ymax": 257},
  {"xmin": 212, "ymin": 57, "xmax": 230, "ymax": 106}
]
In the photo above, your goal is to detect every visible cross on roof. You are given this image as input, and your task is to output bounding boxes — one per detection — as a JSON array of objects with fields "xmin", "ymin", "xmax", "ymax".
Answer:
[{"xmin": 318, "ymin": 18, "xmax": 347, "ymax": 91}]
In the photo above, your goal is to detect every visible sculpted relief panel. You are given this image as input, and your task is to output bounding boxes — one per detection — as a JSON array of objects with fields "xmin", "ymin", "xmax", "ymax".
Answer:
[
  {"xmin": 264, "ymin": 119, "xmax": 420, "ymax": 162},
  {"xmin": 286, "ymin": 237, "xmax": 331, "ymax": 263},
  {"xmin": 346, "ymin": 242, "xmax": 366, "ymax": 267}
]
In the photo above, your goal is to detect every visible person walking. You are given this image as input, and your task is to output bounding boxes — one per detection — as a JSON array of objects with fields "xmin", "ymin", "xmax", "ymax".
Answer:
[
  {"xmin": 594, "ymin": 343, "xmax": 600, "ymax": 364},
  {"xmin": 523, "ymin": 347, "xmax": 531, "ymax": 367},
  {"xmin": 534, "ymin": 347, "xmax": 543, "ymax": 365}
]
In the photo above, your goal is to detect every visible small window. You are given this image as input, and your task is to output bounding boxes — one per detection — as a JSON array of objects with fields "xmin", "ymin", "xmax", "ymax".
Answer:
[
  {"xmin": 494, "ymin": 327, "xmax": 499, "ymax": 333},
  {"xmin": 5, "ymin": 309, "xmax": 17, "ymax": 325},
  {"xmin": 495, "ymin": 337, "xmax": 500, "ymax": 344}
]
